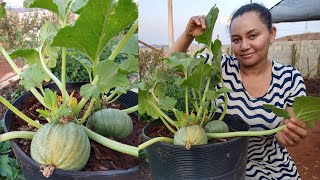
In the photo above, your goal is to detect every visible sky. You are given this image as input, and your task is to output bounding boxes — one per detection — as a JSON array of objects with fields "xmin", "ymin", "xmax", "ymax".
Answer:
[
  {"xmin": 3, "ymin": 0, "xmax": 320, "ymax": 45},
  {"xmin": 139, "ymin": 0, "xmax": 320, "ymax": 45}
]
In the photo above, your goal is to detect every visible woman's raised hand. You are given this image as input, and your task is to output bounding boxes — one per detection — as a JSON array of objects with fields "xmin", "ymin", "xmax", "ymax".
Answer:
[{"xmin": 184, "ymin": 15, "xmax": 207, "ymax": 38}]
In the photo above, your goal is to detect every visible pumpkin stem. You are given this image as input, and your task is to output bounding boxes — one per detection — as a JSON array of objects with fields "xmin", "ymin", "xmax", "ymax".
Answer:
[
  {"xmin": 40, "ymin": 165, "xmax": 55, "ymax": 178},
  {"xmin": 60, "ymin": 116, "xmax": 74, "ymax": 124},
  {"xmin": 185, "ymin": 142, "xmax": 192, "ymax": 150}
]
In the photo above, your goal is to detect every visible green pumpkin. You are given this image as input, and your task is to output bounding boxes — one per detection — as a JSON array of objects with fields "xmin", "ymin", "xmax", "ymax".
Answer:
[
  {"xmin": 31, "ymin": 122, "xmax": 90, "ymax": 170},
  {"xmin": 174, "ymin": 125, "xmax": 208, "ymax": 149},
  {"xmin": 86, "ymin": 108, "xmax": 133, "ymax": 140},
  {"xmin": 204, "ymin": 120, "xmax": 229, "ymax": 133}
]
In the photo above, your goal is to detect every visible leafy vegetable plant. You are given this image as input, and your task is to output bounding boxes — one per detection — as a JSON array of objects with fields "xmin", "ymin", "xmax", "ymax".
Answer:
[
  {"xmin": 137, "ymin": 6, "xmax": 320, "ymax": 151},
  {"xmin": 0, "ymin": 0, "xmax": 140, "ymax": 177}
]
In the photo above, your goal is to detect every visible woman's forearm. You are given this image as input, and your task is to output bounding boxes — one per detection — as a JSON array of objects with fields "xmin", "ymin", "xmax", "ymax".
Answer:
[{"xmin": 167, "ymin": 31, "xmax": 194, "ymax": 56}]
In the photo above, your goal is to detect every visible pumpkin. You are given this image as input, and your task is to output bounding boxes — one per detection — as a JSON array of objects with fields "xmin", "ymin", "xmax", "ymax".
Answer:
[
  {"xmin": 174, "ymin": 125, "xmax": 208, "ymax": 149},
  {"xmin": 204, "ymin": 120, "xmax": 229, "ymax": 133},
  {"xmin": 86, "ymin": 108, "xmax": 133, "ymax": 140},
  {"xmin": 30, "ymin": 121, "xmax": 90, "ymax": 170}
]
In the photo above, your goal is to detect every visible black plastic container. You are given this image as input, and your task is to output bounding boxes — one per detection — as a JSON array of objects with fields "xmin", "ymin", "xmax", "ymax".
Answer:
[
  {"xmin": 143, "ymin": 114, "xmax": 250, "ymax": 180},
  {"xmin": 3, "ymin": 82, "xmax": 139, "ymax": 180}
]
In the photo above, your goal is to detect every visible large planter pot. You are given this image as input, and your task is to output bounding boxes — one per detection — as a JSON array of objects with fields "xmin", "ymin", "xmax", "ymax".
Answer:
[
  {"xmin": 4, "ymin": 82, "xmax": 139, "ymax": 180},
  {"xmin": 143, "ymin": 114, "xmax": 250, "ymax": 180}
]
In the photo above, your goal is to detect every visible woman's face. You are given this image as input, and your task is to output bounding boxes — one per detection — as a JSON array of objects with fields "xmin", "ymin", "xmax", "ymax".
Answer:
[{"xmin": 230, "ymin": 11, "xmax": 276, "ymax": 67}]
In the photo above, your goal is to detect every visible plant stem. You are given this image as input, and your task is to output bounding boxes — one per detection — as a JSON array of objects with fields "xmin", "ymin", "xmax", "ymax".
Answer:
[
  {"xmin": 92, "ymin": 61, "xmax": 101, "ymax": 110},
  {"xmin": 61, "ymin": 47, "xmax": 67, "ymax": 104},
  {"xmin": 196, "ymin": 76, "xmax": 211, "ymax": 121},
  {"xmin": 105, "ymin": 91, "xmax": 117, "ymax": 102},
  {"xmin": 79, "ymin": 98, "xmax": 95, "ymax": 124},
  {"xmin": 121, "ymin": 105, "xmax": 138, "ymax": 114},
  {"xmin": 0, "ymin": 131, "xmax": 35, "ymax": 142},
  {"xmin": 0, "ymin": 96, "xmax": 42, "ymax": 128},
  {"xmin": 39, "ymin": 45, "xmax": 69, "ymax": 101},
  {"xmin": 0, "ymin": 45, "xmax": 45, "ymax": 105},
  {"xmin": 74, "ymin": 76, "xmax": 99, "ymax": 114},
  {"xmin": 108, "ymin": 19, "xmax": 138, "ymax": 61},
  {"xmin": 138, "ymin": 137, "xmax": 174, "ymax": 150},
  {"xmin": 159, "ymin": 116, "xmax": 177, "ymax": 134},
  {"xmin": 83, "ymin": 126, "xmax": 139, "ymax": 157},
  {"xmin": 150, "ymin": 100, "xmax": 178, "ymax": 127},
  {"xmin": 108, "ymin": 94, "xmax": 120, "ymax": 104},
  {"xmin": 191, "ymin": 89, "xmax": 199, "ymax": 111},
  {"xmin": 206, "ymin": 125, "xmax": 285, "ymax": 139},
  {"xmin": 185, "ymin": 71, "xmax": 189, "ymax": 115}
]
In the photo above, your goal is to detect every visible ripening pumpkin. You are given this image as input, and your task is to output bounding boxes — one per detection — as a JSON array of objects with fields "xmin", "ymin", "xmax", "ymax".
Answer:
[
  {"xmin": 86, "ymin": 108, "xmax": 133, "ymax": 140},
  {"xmin": 30, "ymin": 121, "xmax": 90, "ymax": 171},
  {"xmin": 174, "ymin": 125, "xmax": 208, "ymax": 149}
]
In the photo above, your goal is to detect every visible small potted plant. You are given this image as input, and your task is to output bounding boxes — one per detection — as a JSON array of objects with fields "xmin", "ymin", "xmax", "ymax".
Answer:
[
  {"xmin": 137, "ymin": 5, "xmax": 320, "ymax": 179},
  {"xmin": 0, "ymin": 0, "xmax": 142, "ymax": 179}
]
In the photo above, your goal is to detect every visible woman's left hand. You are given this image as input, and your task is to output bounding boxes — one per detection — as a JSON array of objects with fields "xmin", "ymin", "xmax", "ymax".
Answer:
[{"xmin": 276, "ymin": 118, "xmax": 308, "ymax": 147}]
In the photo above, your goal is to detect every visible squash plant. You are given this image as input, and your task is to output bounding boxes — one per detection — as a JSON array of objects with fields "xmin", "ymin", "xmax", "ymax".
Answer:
[
  {"xmin": 137, "ymin": 6, "xmax": 320, "ymax": 150},
  {"xmin": 0, "ymin": 0, "xmax": 140, "ymax": 177}
]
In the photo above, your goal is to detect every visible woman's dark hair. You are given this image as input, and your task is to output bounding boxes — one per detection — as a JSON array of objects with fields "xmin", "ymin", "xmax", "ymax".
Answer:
[{"xmin": 230, "ymin": 3, "xmax": 272, "ymax": 31}]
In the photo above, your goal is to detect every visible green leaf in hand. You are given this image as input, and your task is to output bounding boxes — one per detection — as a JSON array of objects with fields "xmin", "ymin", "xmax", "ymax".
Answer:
[
  {"xmin": 263, "ymin": 104, "xmax": 290, "ymax": 119},
  {"xmin": 195, "ymin": 6, "xmax": 219, "ymax": 46},
  {"xmin": 264, "ymin": 96, "xmax": 320, "ymax": 128},
  {"xmin": 294, "ymin": 96, "xmax": 320, "ymax": 127},
  {"xmin": 52, "ymin": 0, "xmax": 138, "ymax": 62}
]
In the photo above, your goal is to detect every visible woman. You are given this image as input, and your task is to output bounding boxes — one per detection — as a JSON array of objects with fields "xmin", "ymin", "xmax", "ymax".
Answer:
[{"xmin": 170, "ymin": 3, "xmax": 308, "ymax": 179}]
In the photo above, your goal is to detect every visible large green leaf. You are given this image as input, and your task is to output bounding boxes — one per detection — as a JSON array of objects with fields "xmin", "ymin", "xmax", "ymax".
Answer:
[
  {"xmin": 181, "ymin": 60, "xmax": 212, "ymax": 91},
  {"xmin": 0, "ymin": 2, "xmax": 6, "ymax": 20},
  {"xmin": 24, "ymin": 0, "xmax": 72, "ymax": 20},
  {"xmin": 195, "ymin": 6, "xmax": 219, "ymax": 46},
  {"xmin": 97, "ymin": 60, "xmax": 129, "ymax": 91},
  {"xmin": 52, "ymin": 0, "xmax": 138, "ymax": 62},
  {"xmin": 294, "ymin": 96, "xmax": 320, "ymax": 123}
]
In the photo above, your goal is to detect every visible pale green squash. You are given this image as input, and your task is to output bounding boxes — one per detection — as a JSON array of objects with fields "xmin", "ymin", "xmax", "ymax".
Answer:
[
  {"xmin": 86, "ymin": 108, "xmax": 133, "ymax": 140},
  {"xmin": 30, "ymin": 121, "xmax": 90, "ymax": 170},
  {"xmin": 174, "ymin": 125, "xmax": 208, "ymax": 149},
  {"xmin": 204, "ymin": 120, "xmax": 229, "ymax": 133}
]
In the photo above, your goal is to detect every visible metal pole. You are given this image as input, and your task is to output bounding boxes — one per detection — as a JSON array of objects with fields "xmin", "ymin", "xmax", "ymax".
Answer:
[{"xmin": 168, "ymin": 0, "xmax": 174, "ymax": 47}]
